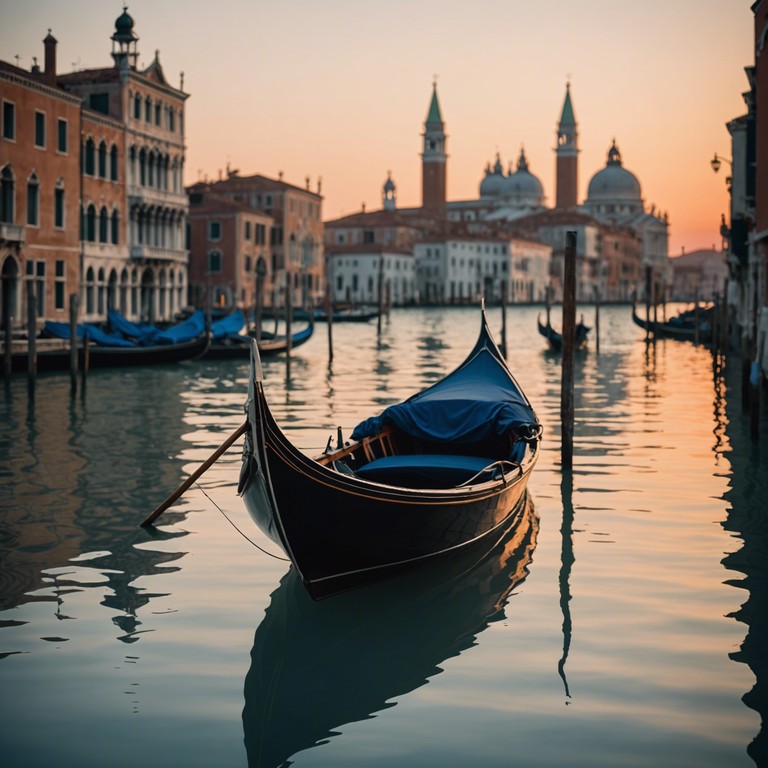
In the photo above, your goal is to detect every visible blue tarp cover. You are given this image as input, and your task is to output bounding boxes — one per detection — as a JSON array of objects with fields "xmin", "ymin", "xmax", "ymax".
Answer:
[
  {"xmin": 44, "ymin": 321, "xmax": 136, "ymax": 347},
  {"xmin": 153, "ymin": 310, "xmax": 206, "ymax": 344},
  {"xmin": 351, "ymin": 345, "xmax": 538, "ymax": 444},
  {"xmin": 211, "ymin": 310, "xmax": 245, "ymax": 340},
  {"xmin": 107, "ymin": 310, "xmax": 159, "ymax": 345}
]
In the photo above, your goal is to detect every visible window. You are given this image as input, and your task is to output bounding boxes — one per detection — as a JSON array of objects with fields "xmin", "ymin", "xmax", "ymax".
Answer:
[
  {"xmin": 145, "ymin": 96, "xmax": 151, "ymax": 122},
  {"xmin": 57, "ymin": 118, "xmax": 67, "ymax": 153},
  {"xmin": 2, "ymin": 101, "xmax": 15, "ymax": 140},
  {"xmin": 54, "ymin": 186, "xmax": 65, "ymax": 228},
  {"xmin": 98, "ymin": 141, "xmax": 107, "ymax": 178},
  {"xmin": 244, "ymin": 221, "xmax": 251, "ymax": 240},
  {"xmin": 133, "ymin": 94, "xmax": 141, "ymax": 119},
  {"xmin": 34, "ymin": 111, "xmax": 45, "ymax": 148},
  {"xmin": 208, "ymin": 221, "xmax": 221, "ymax": 240},
  {"xmin": 89, "ymin": 93, "xmax": 109, "ymax": 115},
  {"xmin": 0, "ymin": 165, "xmax": 14, "ymax": 223},
  {"xmin": 155, "ymin": 103, "xmax": 162, "ymax": 126},
  {"xmin": 26, "ymin": 174, "xmax": 39, "ymax": 226},
  {"xmin": 111, "ymin": 210, "xmax": 119, "ymax": 244},
  {"xmin": 26, "ymin": 260, "xmax": 46, "ymax": 316},
  {"xmin": 207, "ymin": 250, "xmax": 222, "ymax": 273},
  {"xmin": 55, "ymin": 260, "xmax": 66, "ymax": 310},
  {"xmin": 168, "ymin": 108, "xmax": 175, "ymax": 132},
  {"xmin": 86, "ymin": 204, "xmax": 96, "ymax": 242},
  {"xmin": 99, "ymin": 207, "xmax": 108, "ymax": 243},
  {"xmin": 110, "ymin": 145, "xmax": 118, "ymax": 181},
  {"xmin": 363, "ymin": 230, "xmax": 374, "ymax": 244},
  {"xmin": 84, "ymin": 138, "xmax": 95, "ymax": 175}
]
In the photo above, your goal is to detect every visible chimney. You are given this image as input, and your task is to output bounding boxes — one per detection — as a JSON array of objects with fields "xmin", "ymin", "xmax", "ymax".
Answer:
[{"xmin": 43, "ymin": 29, "xmax": 57, "ymax": 86}]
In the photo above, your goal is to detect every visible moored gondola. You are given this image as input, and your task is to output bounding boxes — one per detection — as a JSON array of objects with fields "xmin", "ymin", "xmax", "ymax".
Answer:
[
  {"xmin": 238, "ymin": 304, "xmax": 541, "ymax": 599},
  {"xmin": 537, "ymin": 314, "xmax": 590, "ymax": 352},
  {"xmin": 631, "ymin": 303, "xmax": 713, "ymax": 342}
]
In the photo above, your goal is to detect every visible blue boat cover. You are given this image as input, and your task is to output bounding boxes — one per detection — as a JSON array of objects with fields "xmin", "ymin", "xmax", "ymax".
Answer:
[
  {"xmin": 351, "ymin": 343, "xmax": 539, "ymax": 444},
  {"xmin": 108, "ymin": 310, "xmax": 159, "ymax": 345},
  {"xmin": 44, "ymin": 321, "xmax": 136, "ymax": 347},
  {"xmin": 211, "ymin": 309, "xmax": 245, "ymax": 340},
  {"xmin": 152, "ymin": 310, "xmax": 206, "ymax": 344}
]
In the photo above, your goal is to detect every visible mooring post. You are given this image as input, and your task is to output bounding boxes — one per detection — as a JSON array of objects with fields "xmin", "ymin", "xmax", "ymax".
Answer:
[
  {"xmin": 695, "ymin": 286, "xmax": 701, "ymax": 345},
  {"xmin": 377, "ymin": 253, "xmax": 384, "ymax": 337},
  {"xmin": 644, "ymin": 266, "xmax": 652, "ymax": 343},
  {"xmin": 285, "ymin": 271, "xmax": 293, "ymax": 377},
  {"xmin": 26, "ymin": 280, "xmax": 37, "ymax": 395},
  {"xmin": 593, "ymin": 285, "xmax": 600, "ymax": 355},
  {"xmin": 3, "ymin": 300, "xmax": 12, "ymax": 380},
  {"xmin": 501, "ymin": 281, "xmax": 508, "ymax": 358},
  {"xmin": 325, "ymin": 281, "xmax": 334, "ymax": 365},
  {"xmin": 69, "ymin": 293, "xmax": 79, "ymax": 395},
  {"xmin": 561, "ymin": 231, "xmax": 577, "ymax": 470}
]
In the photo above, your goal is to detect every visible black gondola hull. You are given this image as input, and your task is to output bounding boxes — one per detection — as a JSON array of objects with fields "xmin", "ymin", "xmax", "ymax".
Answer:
[{"xmin": 631, "ymin": 306, "xmax": 712, "ymax": 342}]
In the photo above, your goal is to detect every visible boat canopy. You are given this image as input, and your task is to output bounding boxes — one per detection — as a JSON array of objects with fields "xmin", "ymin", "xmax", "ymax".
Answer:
[
  {"xmin": 107, "ymin": 310, "xmax": 159, "ymax": 345},
  {"xmin": 351, "ymin": 345, "xmax": 539, "ymax": 444},
  {"xmin": 44, "ymin": 321, "xmax": 136, "ymax": 347},
  {"xmin": 211, "ymin": 309, "xmax": 245, "ymax": 340}
]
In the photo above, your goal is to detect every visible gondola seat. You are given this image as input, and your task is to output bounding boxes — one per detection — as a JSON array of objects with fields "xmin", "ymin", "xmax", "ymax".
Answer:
[{"xmin": 354, "ymin": 454, "xmax": 501, "ymax": 489}]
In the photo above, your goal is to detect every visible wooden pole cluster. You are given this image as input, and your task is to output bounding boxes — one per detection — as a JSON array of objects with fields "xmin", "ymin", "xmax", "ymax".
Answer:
[{"xmin": 561, "ymin": 231, "xmax": 577, "ymax": 470}]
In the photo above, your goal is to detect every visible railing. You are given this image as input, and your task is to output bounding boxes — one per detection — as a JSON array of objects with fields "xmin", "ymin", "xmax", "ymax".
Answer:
[{"xmin": 130, "ymin": 244, "xmax": 188, "ymax": 264}]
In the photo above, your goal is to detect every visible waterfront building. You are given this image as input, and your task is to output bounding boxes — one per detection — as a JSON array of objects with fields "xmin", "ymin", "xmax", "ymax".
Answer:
[
  {"xmin": 187, "ymin": 188, "xmax": 272, "ymax": 311},
  {"xmin": 1, "ymin": 9, "xmax": 189, "ymax": 330},
  {"xmin": 189, "ymin": 170, "xmax": 324, "ymax": 309},
  {"xmin": 669, "ymin": 248, "xmax": 729, "ymax": 302},
  {"xmin": 721, "ymin": 0, "xmax": 767, "ymax": 379},
  {"xmin": 1, "ymin": 36, "xmax": 81, "ymax": 332}
]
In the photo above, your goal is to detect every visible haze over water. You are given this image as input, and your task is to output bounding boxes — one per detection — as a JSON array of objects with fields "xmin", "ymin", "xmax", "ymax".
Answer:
[{"xmin": 1, "ymin": 305, "xmax": 766, "ymax": 767}]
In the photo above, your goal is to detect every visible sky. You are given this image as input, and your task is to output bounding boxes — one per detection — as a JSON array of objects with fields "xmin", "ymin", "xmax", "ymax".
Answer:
[{"xmin": 1, "ymin": 0, "xmax": 754, "ymax": 255}]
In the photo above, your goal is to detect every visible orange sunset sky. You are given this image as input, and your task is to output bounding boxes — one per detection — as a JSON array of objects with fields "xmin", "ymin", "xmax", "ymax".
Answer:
[{"xmin": 1, "ymin": 0, "xmax": 754, "ymax": 256}]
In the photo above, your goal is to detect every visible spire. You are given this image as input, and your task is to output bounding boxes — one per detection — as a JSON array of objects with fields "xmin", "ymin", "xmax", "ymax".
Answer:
[
  {"xmin": 425, "ymin": 79, "xmax": 443, "ymax": 126},
  {"xmin": 559, "ymin": 81, "xmax": 576, "ymax": 127}
]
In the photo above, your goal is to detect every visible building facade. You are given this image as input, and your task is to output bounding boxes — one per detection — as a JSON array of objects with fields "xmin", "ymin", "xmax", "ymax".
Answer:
[
  {"xmin": 190, "ymin": 170, "xmax": 324, "ymax": 310},
  {"xmin": 1, "ymin": 9, "xmax": 190, "ymax": 333}
]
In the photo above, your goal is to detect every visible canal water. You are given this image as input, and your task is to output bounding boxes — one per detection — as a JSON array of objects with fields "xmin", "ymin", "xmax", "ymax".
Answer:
[{"xmin": 1, "ymin": 305, "xmax": 765, "ymax": 768}]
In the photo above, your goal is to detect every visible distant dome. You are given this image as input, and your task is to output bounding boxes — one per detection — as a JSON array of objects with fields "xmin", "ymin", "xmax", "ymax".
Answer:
[
  {"xmin": 112, "ymin": 6, "xmax": 138, "ymax": 43},
  {"xmin": 479, "ymin": 154, "xmax": 506, "ymax": 198},
  {"xmin": 586, "ymin": 140, "xmax": 641, "ymax": 202},
  {"xmin": 503, "ymin": 148, "xmax": 544, "ymax": 205}
]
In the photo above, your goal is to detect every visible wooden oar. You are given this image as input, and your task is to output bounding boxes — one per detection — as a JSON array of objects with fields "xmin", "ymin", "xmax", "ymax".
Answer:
[{"xmin": 140, "ymin": 421, "xmax": 248, "ymax": 527}]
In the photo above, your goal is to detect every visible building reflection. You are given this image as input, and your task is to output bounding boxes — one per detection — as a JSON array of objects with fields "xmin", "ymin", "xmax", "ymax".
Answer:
[
  {"xmin": 720, "ymin": 361, "xmax": 767, "ymax": 767},
  {"xmin": 0, "ymin": 366, "xmax": 197, "ymax": 642},
  {"xmin": 242, "ymin": 496, "xmax": 539, "ymax": 768}
]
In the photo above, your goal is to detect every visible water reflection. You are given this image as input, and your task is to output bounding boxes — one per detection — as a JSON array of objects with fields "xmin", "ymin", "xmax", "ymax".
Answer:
[
  {"xmin": 721, "ymin": 362, "xmax": 768, "ymax": 767},
  {"xmin": 242, "ymin": 496, "xmax": 539, "ymax": 768}
]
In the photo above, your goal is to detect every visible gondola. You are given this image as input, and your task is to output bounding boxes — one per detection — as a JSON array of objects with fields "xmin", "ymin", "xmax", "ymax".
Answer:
[
  {"xmin": 631, "ymin": 303, "xmax": 712, "ymax": 342},
  {"xmin": 243, "ymin": 500, "xmax": 538, "ymax": 766},
  {"xmin": 238, "ymin": 304, "xmax": 542, "ymax": 599},
  {"xmin": 537, "ymin": 314, "xmax": 590, "ymax": 352},
  {"xmin": 204, "ymin": 317, "xmax": 314, "ymax": 360},
  {"xmin": 9, "ymin": 333, "xmax": 210, "ymax": 373}
]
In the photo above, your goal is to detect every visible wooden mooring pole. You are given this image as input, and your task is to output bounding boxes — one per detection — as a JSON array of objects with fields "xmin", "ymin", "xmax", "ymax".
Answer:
[
  {"xmin": 325, "ymin": 281, "xmax": 334, "ymax": 365},
  {"xmin": 501, "ymin": 281, "xmax": 508, "ymax": 358},
  {"xmin": 69, "ymin": 293, "xmax": 79, "ymax": 395},
  {"xmin": 561, "ymin": 231, "xmax": 577, "ymax": 470},
  {"xmin": 593, "ymin": 285, "xmax": 600, "ymax": 355},
  {"xmin": 26, "ymin": 280, "xmax": 37, "ymax": 396}
]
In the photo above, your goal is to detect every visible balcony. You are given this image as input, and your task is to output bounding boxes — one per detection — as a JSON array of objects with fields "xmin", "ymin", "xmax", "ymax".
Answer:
[
  {"xmin": 0, "ymin": 223, "xmax": 25, "ymax": 245},
  {"xmin": 130, "ymin": 244, "xmax": 188, "ymax": 265},
  {"xmin": 127, "ymin": 185, "xmax": 188, "ymax": 210}
]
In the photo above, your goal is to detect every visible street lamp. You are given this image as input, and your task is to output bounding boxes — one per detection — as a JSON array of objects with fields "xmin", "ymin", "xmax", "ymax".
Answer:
[{"xmin": 710, "ymin": 152, "xmax": 732, "ymax": 191}]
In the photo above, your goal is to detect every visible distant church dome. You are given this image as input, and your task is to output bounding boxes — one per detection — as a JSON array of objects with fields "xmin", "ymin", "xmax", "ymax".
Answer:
[
  {"xmin": 503, "ymin": 148, "xmax": 544, "ymax": 206},
  {"xmin": 479, "ymin": 154, "xmax": 506, "ymax": 198},
  {"xmin": 586, "ymin": 140, "xmax": 641, "ymax": 203}
]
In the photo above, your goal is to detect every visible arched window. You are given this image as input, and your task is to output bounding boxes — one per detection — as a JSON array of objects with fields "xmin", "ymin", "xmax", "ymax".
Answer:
[
  {"xmin": 97, "ymin": 267, "xmax": 105, "ymax": 315},
  {"xmin": 86, "ymin": 204, "xmax": 96, "ymax": 242},
  {"xmin": 110, "ymin": 144, "xmax": 118, "ymax": 181},
  {"xmin": 27, "ymin": 172, "xmax": 39, "ymax": 226},
  {"xmin": 144, "ymin": 96, "xmax": 151, "ymax": 122},
  {"xmin": 98, "ymin": 140, "xmax": 107, "ymax": 178},
  {"xmin": 84, "ymin": 138, "xmax": 95, "ymax": 175},
  {"xmin": 133, "ymin": 93, "xmax": 141, "ymax": 120},
  {"xmin": 1, "ymin": 166, "xmax": 15, "ymax": 223},
  {"xmin": 99, "ymin": 206, "xmax": 108, "ymax": 243},
  {"xmin": 148, "ymin": 150, "xmax": 155, "ymax": 188},
  {"xmin": 85, "ymin": 266, "xmax": 95, "ymax": 314},
  {"xmin": 111, "ymin": 209, "xmax": 119, "ymax": 244},
  {"xmin": 139, "ymin": 148, "xmax": 146, "ymax": 186}
]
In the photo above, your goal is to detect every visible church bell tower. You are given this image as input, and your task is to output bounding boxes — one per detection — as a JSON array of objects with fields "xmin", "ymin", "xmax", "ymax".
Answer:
[
  {"xmin": 421, "ymin": 81, "xmax": 447, "ymax": 215},
  {"xmin": 555, "ymin": 82, "xmax": 579, "ymax": 209}
]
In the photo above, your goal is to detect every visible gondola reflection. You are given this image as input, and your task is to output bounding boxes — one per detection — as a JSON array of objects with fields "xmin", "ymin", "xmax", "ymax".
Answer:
[{"xmin": 242, "ymin": 495, "xmax": 538, "ymax": 768}]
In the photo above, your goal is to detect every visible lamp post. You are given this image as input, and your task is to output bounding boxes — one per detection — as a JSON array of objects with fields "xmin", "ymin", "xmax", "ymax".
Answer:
[{"xmin": 710, "ymin": 152, "xmax": 732, "ymax": 191}]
